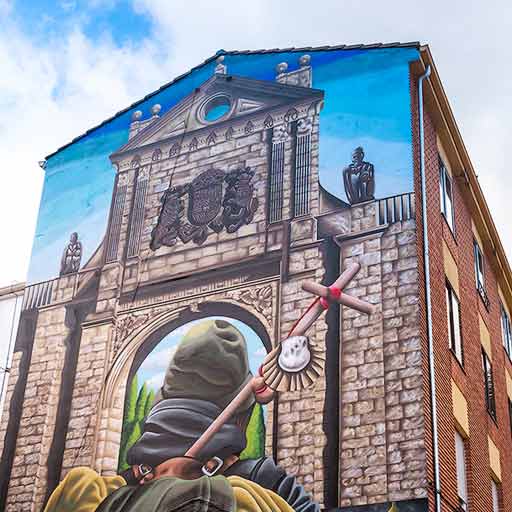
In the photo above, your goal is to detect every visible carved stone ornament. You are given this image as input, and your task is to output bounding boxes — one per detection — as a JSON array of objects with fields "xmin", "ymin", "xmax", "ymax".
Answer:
[
  {"xmin": 189, "ymin": 137, "xmax": 199, "ymax": 151},
  {"xmin": 244, "ymin": 120, "xmax": 254, "ymax": 134},
  {"xmin": 222, "ymin": 167, "xmax": 259, "ymax": 233},
  {"xmin": 272, "ymin": 124, "xmax": 289, "ymax": 144},
  {"xmin": 238, "ymin": 285, "xmax": 272, "ymax": 317},
  {"xmin": 264, "ymin": 115, "xmax": 274, "ymax": 128},
  {"xmin": 206, "ymin": 131, "xmax": 217, "ymax": 145},
  {"xmin": 297, "ymin": 117, "xmax": 313, "ymax": 135},
  {"xmin": 150, "ymin": 182, "xmax": 188, "ymax": 250},
  {"xmin": 118, "ymin": 172, "xmax": 130, "ymax": 186},
  {"xmin": 138, "ymin": 165, "xmax": 151, "ymax": 180},
  {"xmin": 225, "ymin": 126, "xmax": 235, "ymax": 140},
  {"xmin": 113, "ymin": 313, "xmax": 150, "ymax": 355},
  {"xmin": 284, "ymin": 107, "xmax": 299, "ymax": 123},
  {"xmin": 150, "ymin": 166, "xmax": 259, "ymax": 250},
  {"xmin": 169, "ymin": 143, "xmax": 181, "ymax": 157}
]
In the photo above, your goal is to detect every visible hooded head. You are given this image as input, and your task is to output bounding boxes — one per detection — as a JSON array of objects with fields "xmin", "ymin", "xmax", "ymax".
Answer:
[{"xmin": 156, "ymin": 319, "xmax": 254, "ymax": 413}]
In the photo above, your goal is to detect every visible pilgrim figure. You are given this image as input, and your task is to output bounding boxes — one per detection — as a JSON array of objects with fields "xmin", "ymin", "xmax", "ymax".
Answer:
[{"xmin": 44, "ymin": 319, "xmax": 319, "ymax": 512}]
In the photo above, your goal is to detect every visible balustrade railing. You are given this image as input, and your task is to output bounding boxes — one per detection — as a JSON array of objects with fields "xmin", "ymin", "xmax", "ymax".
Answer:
[
  {"xmin": 377, "ymin": 192, "xmax": 415, "ymax": 225},
  {"xmin": 22, "ymin": 278, "xmax": 58, "ymax": 310}
]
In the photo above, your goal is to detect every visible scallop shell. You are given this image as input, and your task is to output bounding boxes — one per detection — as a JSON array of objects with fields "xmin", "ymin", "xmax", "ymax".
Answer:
[{"xmin": 261, "ymin": 338, "xmax": 325, "ymax": 392}]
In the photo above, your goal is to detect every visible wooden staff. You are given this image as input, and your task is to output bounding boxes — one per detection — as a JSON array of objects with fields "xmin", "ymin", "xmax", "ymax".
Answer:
[{"xmin": 185, "ymin": 262, "xmax": 374, "ymax": 459}]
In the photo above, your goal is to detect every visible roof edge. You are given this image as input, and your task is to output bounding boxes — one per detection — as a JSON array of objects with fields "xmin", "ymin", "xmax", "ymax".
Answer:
[
  {"xmin": 42, "ymin": 41, "xmax": 420, "ymax": 162},
  {"xmin": 418, "ymin": 45, "xmax": 512, "ymax": 306}
]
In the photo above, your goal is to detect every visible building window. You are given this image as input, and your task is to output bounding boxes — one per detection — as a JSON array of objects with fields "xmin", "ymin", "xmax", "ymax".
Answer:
[
  {"xmin": 500, "ymin": 304, "xmax": 512, "ymax": 360},
  {"xmin": 482, "ymin": 349, "xmax": 497, "ymax": 421},
  {"xmin": 491, "ymin": 479, "xmax": 500, "ymax": 512},
  {"xmin": 446, "ymin": 282, "xmax": 463, "ymax": 364},
  {"xmin": 439, "ymin": 158, "xmax": 455, "ymax": 232},
  {"xmin": 474, "ymin": 239, "xmax": 490, "ymax": 308},
  {"xmin": 293, "ymin": 118, "xmax": 312, "ymax": 217},
  {"xmin": 454, "ymin": 431, "xmax": 468, "ymax": 511},
  {"xmin": 268, "ymin": 127, "xmax": 286, "ymax": 223}
]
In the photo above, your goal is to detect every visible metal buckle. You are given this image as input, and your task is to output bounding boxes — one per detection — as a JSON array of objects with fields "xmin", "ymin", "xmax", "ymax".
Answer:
[
  {"xmin": 138, "ymin": 464, "xmax": 153, "ymax": 478},
  {"xmin": 201, "ymin": 456, "xmax": 223, "ymax": 477}
]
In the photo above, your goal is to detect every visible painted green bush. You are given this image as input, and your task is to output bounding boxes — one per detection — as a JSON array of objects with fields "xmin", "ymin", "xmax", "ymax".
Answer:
[
  {"xmin": 118, "ymin": 377, "xmax": 155, "ymax": 472},
  {"xmin": 240, "ymin": 403, "xmax": 266, "ymax": 460}
]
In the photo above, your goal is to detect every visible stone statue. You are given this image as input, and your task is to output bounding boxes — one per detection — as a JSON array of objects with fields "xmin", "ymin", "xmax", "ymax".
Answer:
[
  {"xmin": 342, "ymin": 146, "xmax": 375, "ymax": 204},
  {"xmin": 60, "ymin": 232, "xmax": 82, "ymax": 276}
]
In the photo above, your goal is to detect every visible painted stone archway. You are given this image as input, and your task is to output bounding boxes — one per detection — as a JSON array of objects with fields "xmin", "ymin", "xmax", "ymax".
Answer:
[
  {"xmin": 94, "ymin": 296, "xmax": 277, "ymax": 476},
  {"xmin": 117, "ymin": 314, "xmax": 272, "ymax": 473}
]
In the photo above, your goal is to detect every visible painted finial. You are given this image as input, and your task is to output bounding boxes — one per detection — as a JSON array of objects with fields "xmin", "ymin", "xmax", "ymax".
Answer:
[
  {"xmin": 299, "ymin": 54, "xmax": 311, "ymax": 67},
  {"xmin": 215, "ymin": 55, "xmax": 227, "ymax": 75},
  {"xmin": 151, "ymin": 104, "xmax": 161, "ymax": 116},
  {"xmin": 132, "ymin": 110, "xmax": 142, "ymax": 121},
  {"xmin": 276, "ymin": 62, "xmax": 288, "ymax": 75}
]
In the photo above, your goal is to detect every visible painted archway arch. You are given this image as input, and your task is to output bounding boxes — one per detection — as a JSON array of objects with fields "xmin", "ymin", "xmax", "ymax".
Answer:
[
  {"xmin": 127, "ymin": 301, "xmax": 273, "ymax": 384},
  {"xmin": 95, "ymin": 300, "xmax": 276, "ymax": 475}
]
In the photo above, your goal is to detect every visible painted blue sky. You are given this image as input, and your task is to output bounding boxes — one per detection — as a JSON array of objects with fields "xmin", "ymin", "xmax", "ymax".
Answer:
[{"xmin": 27, "ymin": 45, "xmax": 418, "ymax": 283}]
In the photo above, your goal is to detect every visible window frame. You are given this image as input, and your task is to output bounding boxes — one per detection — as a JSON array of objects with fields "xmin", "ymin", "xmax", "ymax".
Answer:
[
  {"xmin": 473, "ymin": 238, "xmax": 485, "ymax": 291},
  {"xmin": 473, "ymin": 238, "xmax": 490, "ymax": 308},
  {"xmin": 454, "ymin": 430, "xmax": 468, "ymax": 511},
  {"xmin": 446, "ymin": 281, "xmax": 463, "ymax": 365},
  {"xmin": 439, "ymin": 157, "xmax": 455, "ymax": 233},
  {"xmin": 482, "ymin": 348, "xmax": 497, "ymax": 422},
  {"xmin": 500, "ymin": 303, "xmax": 512, "ymax": 360},
  {"xmin": 491, "ymin": 479, "xmax": 500, "ymax": 512}
]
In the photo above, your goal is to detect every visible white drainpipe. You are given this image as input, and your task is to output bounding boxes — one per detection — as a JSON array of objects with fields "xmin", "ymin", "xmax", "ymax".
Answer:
[{"xmin": 418, "ymin": 65, "xmax": 441, "ymax": 511}]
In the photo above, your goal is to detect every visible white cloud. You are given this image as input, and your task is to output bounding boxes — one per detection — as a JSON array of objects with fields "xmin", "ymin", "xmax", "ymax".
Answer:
[
  {"xmin": 145, "ymin": 371, "xmax": 165, "ymax": 391},
  {"xmin": 1, "ymin": 0, "xmax": 511, "ymax": 287},
  {"xmin": 140, "ymin": 345, "xmax": 177, "ymax": 372},
  {"xmin": 0, "ymin": 15, "xmax": 171, "ymax": 286},
  {"xmin": 253, "ymin": 347, "xmax": 267, "ymax": 357}
]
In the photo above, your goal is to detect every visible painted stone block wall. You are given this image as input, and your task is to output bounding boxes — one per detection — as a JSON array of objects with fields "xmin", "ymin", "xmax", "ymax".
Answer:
[{"xmin": 318, "ymin": 199, "xmax": 427, "ymax": 508}]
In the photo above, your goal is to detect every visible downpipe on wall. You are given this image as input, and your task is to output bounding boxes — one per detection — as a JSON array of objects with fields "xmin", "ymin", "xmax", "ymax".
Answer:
[{"xmin": 418, "ymin": 65, "xmax": 441, "ymax": 512}]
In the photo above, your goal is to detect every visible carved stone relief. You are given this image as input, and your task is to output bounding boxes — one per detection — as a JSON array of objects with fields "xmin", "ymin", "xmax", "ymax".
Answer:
[
  {"xmin": 150, "ymin": 166, "xmax": 259, "ymax": 249},
  {"xmin": 111, "ymin": 281, "xmax": 277, "ymax": 360}
]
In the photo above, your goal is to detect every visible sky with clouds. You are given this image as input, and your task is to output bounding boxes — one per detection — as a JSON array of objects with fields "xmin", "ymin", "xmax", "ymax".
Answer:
[{"xmin": 0, "ymin": 0, "xmax": 511, "ymax": 286}]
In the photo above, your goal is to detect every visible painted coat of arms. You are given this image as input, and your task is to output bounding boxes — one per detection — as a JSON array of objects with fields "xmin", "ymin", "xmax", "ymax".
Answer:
[{"xmin": 150, "ymin": 166, "xmax": 259, "ymax": 250}]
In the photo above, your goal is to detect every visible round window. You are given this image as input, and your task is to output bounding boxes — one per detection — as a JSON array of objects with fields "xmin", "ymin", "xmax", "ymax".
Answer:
[{"xmin": 203, "ymin": 96, "xmax": 231, "ymax": 122}]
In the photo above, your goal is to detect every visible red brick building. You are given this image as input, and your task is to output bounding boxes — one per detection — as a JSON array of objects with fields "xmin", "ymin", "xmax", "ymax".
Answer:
[{"xmin": 413, "ymin": 46, "xmax": 512, "ymax": 512}]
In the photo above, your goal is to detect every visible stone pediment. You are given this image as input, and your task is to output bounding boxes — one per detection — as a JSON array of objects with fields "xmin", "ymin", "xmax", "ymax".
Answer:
[{"xmin": 113, "ymin": 73, "xmax": 324, "ymax": 156}]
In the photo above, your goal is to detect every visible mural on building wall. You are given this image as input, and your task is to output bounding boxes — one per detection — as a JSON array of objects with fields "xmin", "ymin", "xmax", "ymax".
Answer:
[
  {"xmin": 26, "ymin": 47, "xmax": 416, "ymax": 284},
  {"xmin": 1, "ymin": 46, "xmax": 430, "ymax": 512}
]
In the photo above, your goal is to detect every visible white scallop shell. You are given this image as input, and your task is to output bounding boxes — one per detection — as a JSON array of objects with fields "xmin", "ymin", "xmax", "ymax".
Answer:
[
  {"xmin": 278, "ymin": 336, "xmax": 311, "ymax": 372},
  {"xmin": 261, "ymin": 337, "xmax": 325, "ymax": 392}
]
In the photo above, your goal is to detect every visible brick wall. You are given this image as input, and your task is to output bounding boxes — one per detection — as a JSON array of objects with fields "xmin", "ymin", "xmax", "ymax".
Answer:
[{"xmin": 413, "ymin": 67, "xmax": 512, "ymax": 512}]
